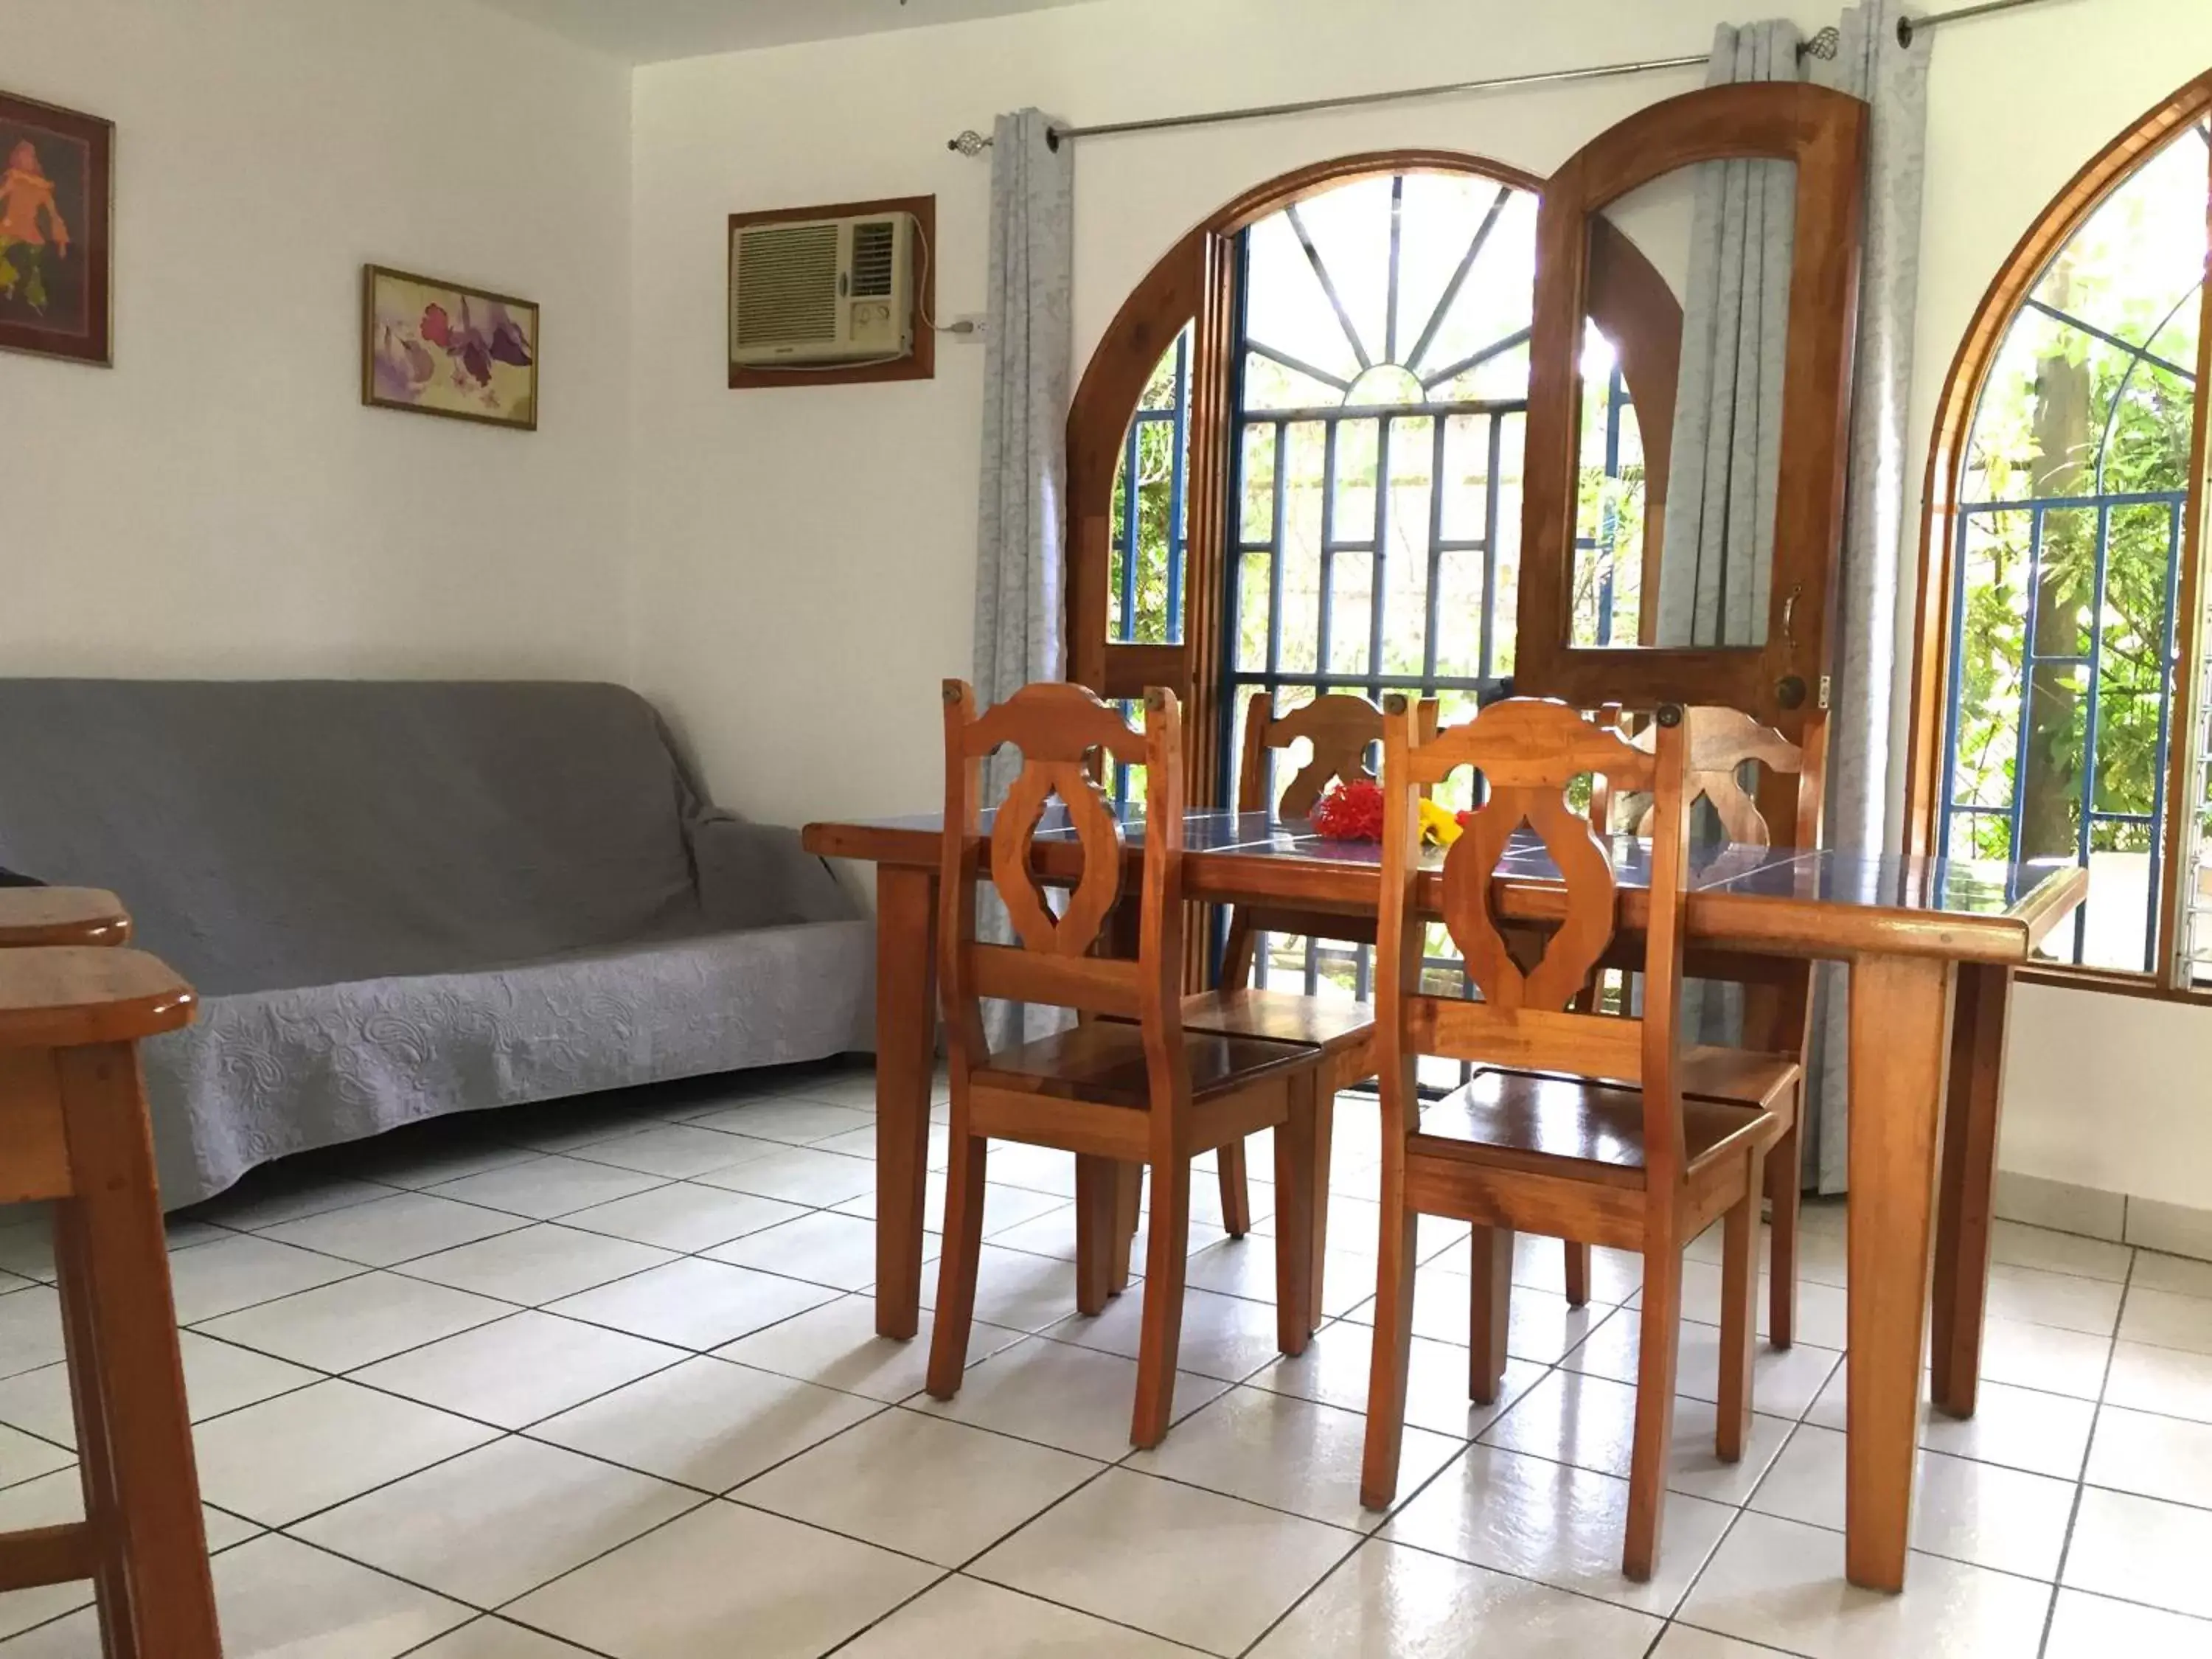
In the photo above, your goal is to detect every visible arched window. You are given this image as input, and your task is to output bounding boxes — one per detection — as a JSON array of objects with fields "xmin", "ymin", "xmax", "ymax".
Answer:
[
  {"xmin": 1913, "ymin": 77, "xmax": 2212, "ymax": 987},
  {"xmin": 1071, "ymin": 153, "xmax": 1675, "ymax": 994}
]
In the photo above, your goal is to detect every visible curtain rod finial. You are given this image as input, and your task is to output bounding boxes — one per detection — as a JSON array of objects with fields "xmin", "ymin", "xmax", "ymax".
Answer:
[
  {"xmin": 1803, "ymin": 24, "xmax": 1840, "ymax": 58},
  {"xmin": 947, "ymin": 129, "xmax": 992, "ymax": 157}
]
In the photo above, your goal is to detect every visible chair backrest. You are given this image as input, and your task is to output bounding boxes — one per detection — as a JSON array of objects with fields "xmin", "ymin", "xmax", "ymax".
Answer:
[
  {"xmin": 1589, "ymin": 705, "xmax": 1823, "ymax": 843},
  {"xmin": 1376, "ymin": 696, "xmax": 1695, "ymax": 1187},
  {"xmin": 1627, "ymin": 705, "xmax": 1823, "ymax": 849},
  {"xmin": 1222, "ymin": 692, "xmax": 1436, "ymax": 988},
  {"xmin": 939, "ymin": 680, "xmax": 1188, "ymax": 1087}
]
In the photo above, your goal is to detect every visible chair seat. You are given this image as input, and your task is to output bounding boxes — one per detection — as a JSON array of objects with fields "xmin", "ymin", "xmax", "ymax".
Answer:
[
  {"xmin": 976, "ymin": 1020, "xmax": 1320, "ymax": 1107},
  {"xmin": 1680, "ymin": 1046, "xmax": 1801, "ymax": 1110},
  {"xmin": 1172, "ymin": 989, "xmax": 1375, "ymax": 1057},
  {"xmin": 1416, "ymin": 1064, "xmax": 1781, "ymax": 1180}
]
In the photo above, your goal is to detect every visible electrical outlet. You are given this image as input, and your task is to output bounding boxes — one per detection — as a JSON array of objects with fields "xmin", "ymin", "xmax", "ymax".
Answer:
[{"xmin": 945, "ymin": 313, "xmax": 989, "ymax": 342}]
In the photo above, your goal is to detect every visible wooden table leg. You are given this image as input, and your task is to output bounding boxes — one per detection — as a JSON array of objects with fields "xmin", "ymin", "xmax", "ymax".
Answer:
[
  {"xmin": 55, "ymin": 1043, "xmax": 220, "ymax": 1655},
  {"xmin": 1845, "ymin": 954, "xmax": 1955, "ymax": 1593},
  {"xmin": 1930, "ymin": 961, "xmax": 2011, "ymax": 1419},
  {"xmin": 873, "ymin": 865, "xmax": 938, "ymax": 1341}
]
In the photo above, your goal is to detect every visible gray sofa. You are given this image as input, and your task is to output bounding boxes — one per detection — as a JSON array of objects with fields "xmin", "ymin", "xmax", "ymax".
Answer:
[{"xmin": 0, "ymin": 679, "xmax": 870, "ymax": 1206}]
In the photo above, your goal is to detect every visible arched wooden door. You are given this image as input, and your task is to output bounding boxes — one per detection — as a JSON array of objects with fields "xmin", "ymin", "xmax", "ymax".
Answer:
[{"xmin": 1066, "ymin": 150, "xmax": 1687, "ymax": 810}]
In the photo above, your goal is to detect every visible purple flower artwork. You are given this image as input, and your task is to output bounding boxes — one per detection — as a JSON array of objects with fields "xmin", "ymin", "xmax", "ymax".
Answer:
[{"xmin": 361, "ymin": 265, "xmax": 538, "ymax": 430}]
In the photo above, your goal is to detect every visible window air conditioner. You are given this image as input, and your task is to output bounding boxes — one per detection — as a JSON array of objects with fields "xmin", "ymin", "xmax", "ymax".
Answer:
[{"xmin": 729, "ymin": 213, "xmax": 917, "ymax": 368}]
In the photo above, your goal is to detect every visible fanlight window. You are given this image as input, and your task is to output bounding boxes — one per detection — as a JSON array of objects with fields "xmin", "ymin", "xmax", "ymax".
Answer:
[{"xmin": 1090, "ymin": 160, "xmax": 1653, "ymax": 1035}]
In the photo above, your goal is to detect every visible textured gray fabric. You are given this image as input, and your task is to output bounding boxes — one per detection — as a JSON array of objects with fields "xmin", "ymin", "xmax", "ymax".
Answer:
[
  {"xmin": 972, "ymin": 107, "xmax": 1074, "ymax": 1047},
  {"xmin": 1803, "ymin": 2, "xmax": 1932, "ymax": 1193},
  {"xmin": 1658, "ymin": 20, "xmax": 1805, "ymax": 1047},
  {"xmin": 1656, "ymin": 19, "xmax": 1803, "ymax": 652},
  {"xmin": 0, "ymin": 679, "xmax": 868, "ymax": 1206}
]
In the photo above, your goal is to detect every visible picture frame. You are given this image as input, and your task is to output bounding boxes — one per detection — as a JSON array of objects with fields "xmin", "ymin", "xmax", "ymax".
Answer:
[
  {"xmin": 361, "ymin": 263, "xmax": 539, "ymax": 431},
  {"xmin": 0, "ymin": 88, "xmax": 114, "ymax": 366}
]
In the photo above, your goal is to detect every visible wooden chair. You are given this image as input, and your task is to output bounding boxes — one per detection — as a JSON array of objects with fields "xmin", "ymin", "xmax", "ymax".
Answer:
[
  {"xmin": 0, "ymin": 888, "xmax": 131, "ymax": 950},
  {"xmin": 1358, "ymin": 698, "xmax": 1799, "ymax": 1580},
  {"xmin": 0, "ymin": 946, "xmax": 221, "ymax": 1655},
  {"xmin": 1566, "ymin": 706, "xmax": 1824, "ymax": 1346},
  {"xmin": 1177, "ymin": 692, "xmax": 1430, "ymax": 1263},
  {"xmin": 927, "ymin": 680, "xmax": 1332, "ymax": 1447}
]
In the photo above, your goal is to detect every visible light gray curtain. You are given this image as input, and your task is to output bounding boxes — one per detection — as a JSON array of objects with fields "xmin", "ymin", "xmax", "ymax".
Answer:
[
  {"xmin": 972, "ymin": 107, "xmax": 1074, "ymax": 1048},
  {"xmin": 1803, "ymin": 3, "xmax": 1932, "ymax": 1192},
  {"xmin": 1655, "ymin": 19, "xmax": 1803, "ymax": 651},
  {"xmin": 1654, "ymin": 15, "xmax": 1929, "ymax": 1189},
  {"xmin": 1658, "ymin": 21, "xmax": 1803, "ymax": 1047}
]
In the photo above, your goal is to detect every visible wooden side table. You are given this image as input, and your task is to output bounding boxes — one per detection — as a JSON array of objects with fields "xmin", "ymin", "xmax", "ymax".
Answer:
[{"xmin": 0, "ymin": 947, "xmax": 220, "ymax": 1656}]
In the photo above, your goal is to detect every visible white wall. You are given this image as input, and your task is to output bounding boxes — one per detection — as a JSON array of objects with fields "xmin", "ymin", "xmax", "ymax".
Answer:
[
  {"xmin": 0, "ymin": 0, "xmax": 633, "ymax": 682},
  {"xmin": 627, "ymin": 0, "xmax": 1730, "ymax": 830}
]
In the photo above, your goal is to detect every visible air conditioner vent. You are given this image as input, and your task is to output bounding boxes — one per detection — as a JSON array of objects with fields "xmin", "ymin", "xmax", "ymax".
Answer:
[
  {"xmin": 850, "ymin": 219, "xmax": 897, "ymax": 299},
  {"xmin": 734, "ymin": 222, "xmax": 840, "ymax": 347},
  {"xmin": 730, "ymin": 210, "xmax": 917, "ymax": 369}
]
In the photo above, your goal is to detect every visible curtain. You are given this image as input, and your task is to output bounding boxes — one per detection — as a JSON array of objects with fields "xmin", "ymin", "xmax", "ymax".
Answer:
[
  {"xmin": 1653, "ymin": 15, "xmax": 1930, "ymax": 1189},
  {"xmin": 972, "ymin": 108, "xmax": 1074, "ymax": 1048},
  {"xmin": 1655, "ymin": 20, "xmax": 1803, "ymax": 652},
  {"xmin": 1655, "ymin": 21, "xmax": 1804, "ymax": 1048},
  {"xmin": 1804, "ymin": 4, "xmax": 1932, "ymax": 1192}
]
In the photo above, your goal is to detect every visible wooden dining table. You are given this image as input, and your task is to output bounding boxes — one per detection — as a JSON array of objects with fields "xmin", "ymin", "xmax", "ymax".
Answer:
[{"xmin": 801, "ymin": 807, "xmax": 2088, "ymax": 1593}]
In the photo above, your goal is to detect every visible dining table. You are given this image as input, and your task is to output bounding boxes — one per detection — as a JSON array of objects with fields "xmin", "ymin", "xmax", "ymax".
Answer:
[{"xmin": 801, "ymin": 805, "xmax": 2089, "ymax": 1593}]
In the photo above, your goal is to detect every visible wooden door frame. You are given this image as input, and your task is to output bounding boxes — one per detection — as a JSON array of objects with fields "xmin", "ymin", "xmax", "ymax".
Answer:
[{"xmin": 1513, "ymin": 82, "xmax": 1869, "ymax": 740}]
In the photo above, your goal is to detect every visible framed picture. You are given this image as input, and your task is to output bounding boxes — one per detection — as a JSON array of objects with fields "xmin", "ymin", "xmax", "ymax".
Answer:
[
  {"xmin": 0, "ymin": 90, "xmax": 113, "ymax": 366},
  {"xmin": 361, "ymin": 264, "xmax": 538, "ymax": 431}
]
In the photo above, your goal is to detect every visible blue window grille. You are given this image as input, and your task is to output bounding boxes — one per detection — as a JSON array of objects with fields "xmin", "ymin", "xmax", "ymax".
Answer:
[
  {"xmin": 1211, "ymin": 172, "xmax": 1645, "ymax": 1039},
  {"xmin": 1936, "ymin": 119, "xmax": 2210, "ymax": 977},
  {"xmin": 1105, "ymin": 330, "xmax": 1192, "ymax": 812}
]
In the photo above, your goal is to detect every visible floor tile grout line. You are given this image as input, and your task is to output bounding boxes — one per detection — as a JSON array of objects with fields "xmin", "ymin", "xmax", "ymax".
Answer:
[
  {"xmin": 389, "ymin": 1610, "xmax": 627, "ymax": 1659},
  {"xmin": 2038, "ymin": 1243, "xmax": 2132, "ymax": 1653},
  {"xmin": 1225, "ymin": 1523, "xmax": 1371, "ymax": 1658}
]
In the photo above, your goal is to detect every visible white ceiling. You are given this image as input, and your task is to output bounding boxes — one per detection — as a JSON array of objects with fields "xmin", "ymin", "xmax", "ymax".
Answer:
[{"xmin": 473, "ymin": 0, "xmax": 1101, "ymax": 63}]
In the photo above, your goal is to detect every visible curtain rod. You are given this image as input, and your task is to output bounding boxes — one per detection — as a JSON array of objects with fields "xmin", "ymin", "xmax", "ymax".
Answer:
[{"xmin": 944, "ymin": 0, "xmax": 2055, "ymax": 155}]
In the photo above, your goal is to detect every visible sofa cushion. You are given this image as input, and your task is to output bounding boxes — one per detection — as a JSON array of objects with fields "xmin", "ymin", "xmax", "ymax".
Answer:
[{"xmin": 0, "ymin": 679, "xmax": 741, "ymax": 994}]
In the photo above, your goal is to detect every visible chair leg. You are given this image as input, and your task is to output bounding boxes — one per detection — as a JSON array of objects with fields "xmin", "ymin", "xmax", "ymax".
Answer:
[
  {"xmin": 1270, "ymin": 1076, "xmax": 1319, "ymax": 1357},
  {"xmin": 1624, "ymin": 1239, "xmax": 1683, "ymax": 1583},
  {"xmin": 1074, "ymin": 1154, "xmax": 1119, "ymax": 1317},
  {"xmin": 1467, "ymin": 1225, "xmax": 1514, "ymax": 1405},
  {"xmin": 1767, "ymin": 1120, "xmax": 1801, "ymax": 1350},
  {"xmin": 53, "ymin": 1045, "xmax": 221, "ymax": 1658},
  {"xmin": 1360, "ymin": 1183, "xmax": 1420, "ymax": 1509},
  {"xmin": 1130, "ymin": 1158, "xmax": 1192, "ymax": 1448},
  {"xmin": 1217, "ymin": 1138, "xmax": 1253, "ymax": 1238},
  {"xmin": 925, "ymin": 1111, "xmax": 989, "ymax": 1400},
  {"xmin": 1718, "ymin": 1147, "xmax": 1767, "ymax": 1464},
  {"xmin": 1308, "ymin": 1083, "xmax": 1335, "ymax": 1336},
  {"xmin": 53, "ymin": 1202, "xmax": 140, "ymax": 1658},
  {"xmin": 1109, "ymin": 1161, "xmax": 1142, "ymax": 1295},
  {"xmin": 1563, "ymin": 1240, "xmax": 1591, "ymax": 1307}
]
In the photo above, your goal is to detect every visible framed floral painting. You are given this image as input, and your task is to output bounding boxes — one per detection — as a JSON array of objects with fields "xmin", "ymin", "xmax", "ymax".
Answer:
[
  {"xmin": 0, "ymin": 90, "xmax": 113, "ymax": 366},
  {"xmin": 361, "ymin": 265, "xmax": 538, "ymax": 431}
]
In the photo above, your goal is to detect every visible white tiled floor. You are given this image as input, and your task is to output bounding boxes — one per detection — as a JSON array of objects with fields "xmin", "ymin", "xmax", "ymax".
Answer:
[{"xmin": 1, "ymin": 1059, "xmax": 2208, "ymax": 1658}]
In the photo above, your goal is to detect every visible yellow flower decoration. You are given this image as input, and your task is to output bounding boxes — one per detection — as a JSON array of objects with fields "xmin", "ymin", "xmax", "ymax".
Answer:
[{"xmin": 1418, "ymin": 798, "xmax": 1464, "ymax": 848}]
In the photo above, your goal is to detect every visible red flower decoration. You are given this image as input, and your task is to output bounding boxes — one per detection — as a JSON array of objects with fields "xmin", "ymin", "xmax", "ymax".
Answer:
[{"xmin": 1312, "ymin": 779, "xmax": 1385, "ymax": 841}]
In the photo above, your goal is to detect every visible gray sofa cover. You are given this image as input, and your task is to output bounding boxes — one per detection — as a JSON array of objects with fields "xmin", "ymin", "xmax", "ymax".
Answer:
[{"xmin": 0, "ymin": 679, "xmax": 869, "ymax": 1206}]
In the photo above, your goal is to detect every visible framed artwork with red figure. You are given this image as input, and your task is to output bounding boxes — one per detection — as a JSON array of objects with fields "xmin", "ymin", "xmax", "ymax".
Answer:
[{"xmin": 0, "ymin": 90, "xmax": 111, "ymax": 366}]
